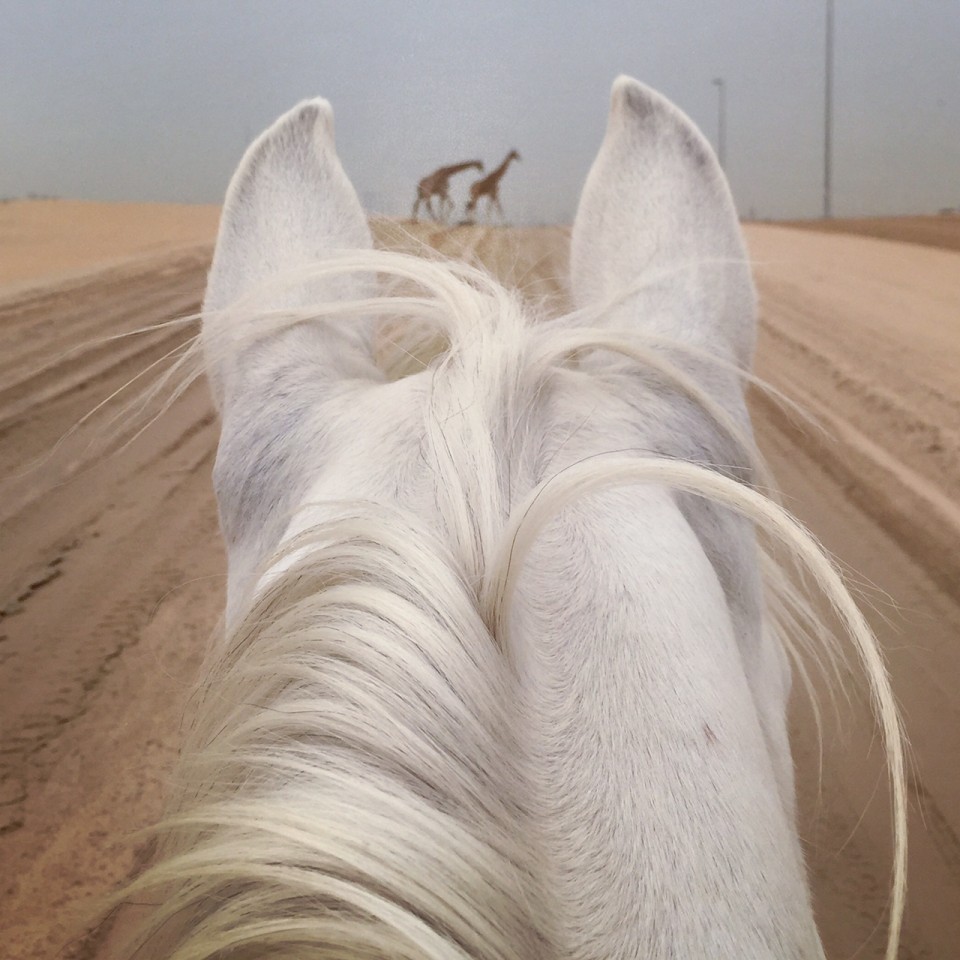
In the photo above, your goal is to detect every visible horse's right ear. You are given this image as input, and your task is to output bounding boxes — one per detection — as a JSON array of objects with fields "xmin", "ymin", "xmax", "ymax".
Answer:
[{"xmin": 570, "ymin": 76, "xmax": 755, "ymax": 369}]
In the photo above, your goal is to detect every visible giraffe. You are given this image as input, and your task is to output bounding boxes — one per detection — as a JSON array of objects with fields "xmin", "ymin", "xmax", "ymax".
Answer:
[
  {"xmin": 412, "ymin": 160, "xmax": 484, "ymax": 222},
  {"xmin": 465, "ymin": 149, "xmax": 521, "ymax": 222}
]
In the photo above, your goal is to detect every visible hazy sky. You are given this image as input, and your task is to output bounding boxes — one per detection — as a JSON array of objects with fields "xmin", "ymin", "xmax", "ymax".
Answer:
[{"xmin": 3, "ymin": 1, "xmax": 959, "ymax": 222}]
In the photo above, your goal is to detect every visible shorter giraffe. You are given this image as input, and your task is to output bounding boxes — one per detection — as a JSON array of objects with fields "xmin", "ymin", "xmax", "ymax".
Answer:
[
  {"xmin": 412, "ymin": 160, "xmax": 484, "ymax": 222},
  {"xmin": 465, "ymin": 150, "xmax": 521, "ymax": 222}
]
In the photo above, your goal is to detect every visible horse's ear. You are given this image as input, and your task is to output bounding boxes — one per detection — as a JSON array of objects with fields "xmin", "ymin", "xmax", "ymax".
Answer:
[
  {"xmin": 204, "ymin": 98, "xmax": 372, "ymax": 316},
  {"xmin": 571, "ymin": 76, "xmax": 755, "ymax": 368}
]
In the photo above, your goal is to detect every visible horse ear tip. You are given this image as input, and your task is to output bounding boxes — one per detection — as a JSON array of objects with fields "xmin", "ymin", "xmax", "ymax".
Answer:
[
  {"xmin": 610, "ymin": 76, "xmax": 658, "ymax": 120},
  {"xmin": 290, "ymin": 98, "xmax": 335, "ymax": 138},
  {"xmin": 261, "ymin": 98, "xmax": 335, "ymax": 153}
]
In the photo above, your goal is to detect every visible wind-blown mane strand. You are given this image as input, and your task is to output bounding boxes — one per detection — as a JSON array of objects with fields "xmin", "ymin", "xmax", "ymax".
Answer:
[{"xmin": 482, "ymin": 452, "xmax": 906, "ymax": 959}]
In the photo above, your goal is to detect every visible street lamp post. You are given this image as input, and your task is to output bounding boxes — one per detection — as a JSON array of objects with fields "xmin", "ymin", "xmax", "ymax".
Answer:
[
  {"xmin": 712, "ymin": 77, "xmax": 727, "ymax": 171},
  {"xmin": 824, "ymin": 0, "xmax": 834, "ymax": 218}
]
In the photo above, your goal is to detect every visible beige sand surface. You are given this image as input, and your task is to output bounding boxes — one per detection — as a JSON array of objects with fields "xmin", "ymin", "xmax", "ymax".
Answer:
[
  {"xmin": 1, "ymin": 203, "xmax": 958, "ymax": 958},
  {"xmin": 0, "ymin": 199, "xmax": 220, "ymax": 291},
  {"xmin": 779, "ymin": 212, "xmax": 960, "ymax": 253}
]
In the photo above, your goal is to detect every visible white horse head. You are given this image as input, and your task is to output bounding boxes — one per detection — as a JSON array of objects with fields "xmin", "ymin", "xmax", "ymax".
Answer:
[{"xmin": 123, "ymin": 77, "xmax": 904, "ymax": 960}]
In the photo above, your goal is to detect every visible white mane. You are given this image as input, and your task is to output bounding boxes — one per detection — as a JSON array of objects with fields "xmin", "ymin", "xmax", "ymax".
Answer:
[{"xmin": 112, "ymin": 77, "xmax": 905, "ymax": 960}]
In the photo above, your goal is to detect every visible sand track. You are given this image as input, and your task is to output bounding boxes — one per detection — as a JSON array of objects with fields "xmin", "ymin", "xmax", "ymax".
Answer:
[{"xmin": 0, "ymin": 212, "xmax": 957, "ymax": 958}]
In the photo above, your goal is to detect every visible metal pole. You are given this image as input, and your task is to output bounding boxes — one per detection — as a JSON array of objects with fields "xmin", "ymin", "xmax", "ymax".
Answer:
[
  {"xmin": 712, "ymin": 78, "xmax": 726, "ymax": 170},
  {"xmin": 824, "ymin": 0, "xmax": 834, "ymax": 217}
]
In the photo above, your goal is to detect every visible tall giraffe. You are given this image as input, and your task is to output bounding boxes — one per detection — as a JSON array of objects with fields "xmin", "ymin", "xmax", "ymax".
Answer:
[
  {"xmin": 465, "ymin": 150, "xmax": 521, "ymax": 222},
  {"xmin": 412, "ymin": 160, "xmax": 484, "ymax": 222}
]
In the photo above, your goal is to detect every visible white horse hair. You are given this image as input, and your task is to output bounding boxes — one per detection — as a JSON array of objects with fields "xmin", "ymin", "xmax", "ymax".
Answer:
[{"xmin": 118, "ymin": 77, "xmax": 905, "ymax": 960}]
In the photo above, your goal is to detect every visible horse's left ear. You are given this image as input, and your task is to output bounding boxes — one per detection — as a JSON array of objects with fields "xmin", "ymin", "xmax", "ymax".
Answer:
[
  {"xmin": 570, "ymin": 76, "xmax": 755, "ymax": 369},
  {"xmin": 202, "ymin": 99, "xmax": 376, "ymax": 406},
  {"xmin": 205, "ymin": 98, "xmax": 372, "ymax": 315}
]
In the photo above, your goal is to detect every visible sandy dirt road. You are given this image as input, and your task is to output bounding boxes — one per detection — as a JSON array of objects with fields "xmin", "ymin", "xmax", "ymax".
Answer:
[
  {"xmin": 781, "ymin": 212, "xmax": 960, "ymax": 254},
  {"xmin": 1, "ymin": 208, "xmax": 958, "ymax": 959}
]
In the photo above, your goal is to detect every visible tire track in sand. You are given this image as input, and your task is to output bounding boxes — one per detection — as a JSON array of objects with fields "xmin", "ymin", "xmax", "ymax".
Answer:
[{"xmin": 0, "ymin": 250, "xmax": 222, "ymax": 959}]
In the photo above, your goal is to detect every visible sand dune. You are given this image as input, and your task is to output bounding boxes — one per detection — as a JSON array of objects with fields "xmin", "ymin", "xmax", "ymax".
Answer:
[
  {"xmin": 1, "ymin": 203, "xmax": 958, "ymax": 958},
  {"xmin": 0, "ymin": 199, "xmax": 220, "ymax": 292}
]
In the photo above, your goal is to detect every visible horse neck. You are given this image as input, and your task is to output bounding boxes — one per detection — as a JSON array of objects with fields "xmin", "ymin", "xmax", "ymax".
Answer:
[{"xmin": 511, "ymin": 479, "xmax": 822, "ymax": 959}]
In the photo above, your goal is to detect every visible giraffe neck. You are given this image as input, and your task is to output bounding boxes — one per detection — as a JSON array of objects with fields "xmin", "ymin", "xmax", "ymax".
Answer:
[
  {"xmin": 440, "ymin": 161, "xmax": 482, "ymax": 178},
  {"xmin": 491, "ymin": 154, "xmax": 516, "ymax": 182}
]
